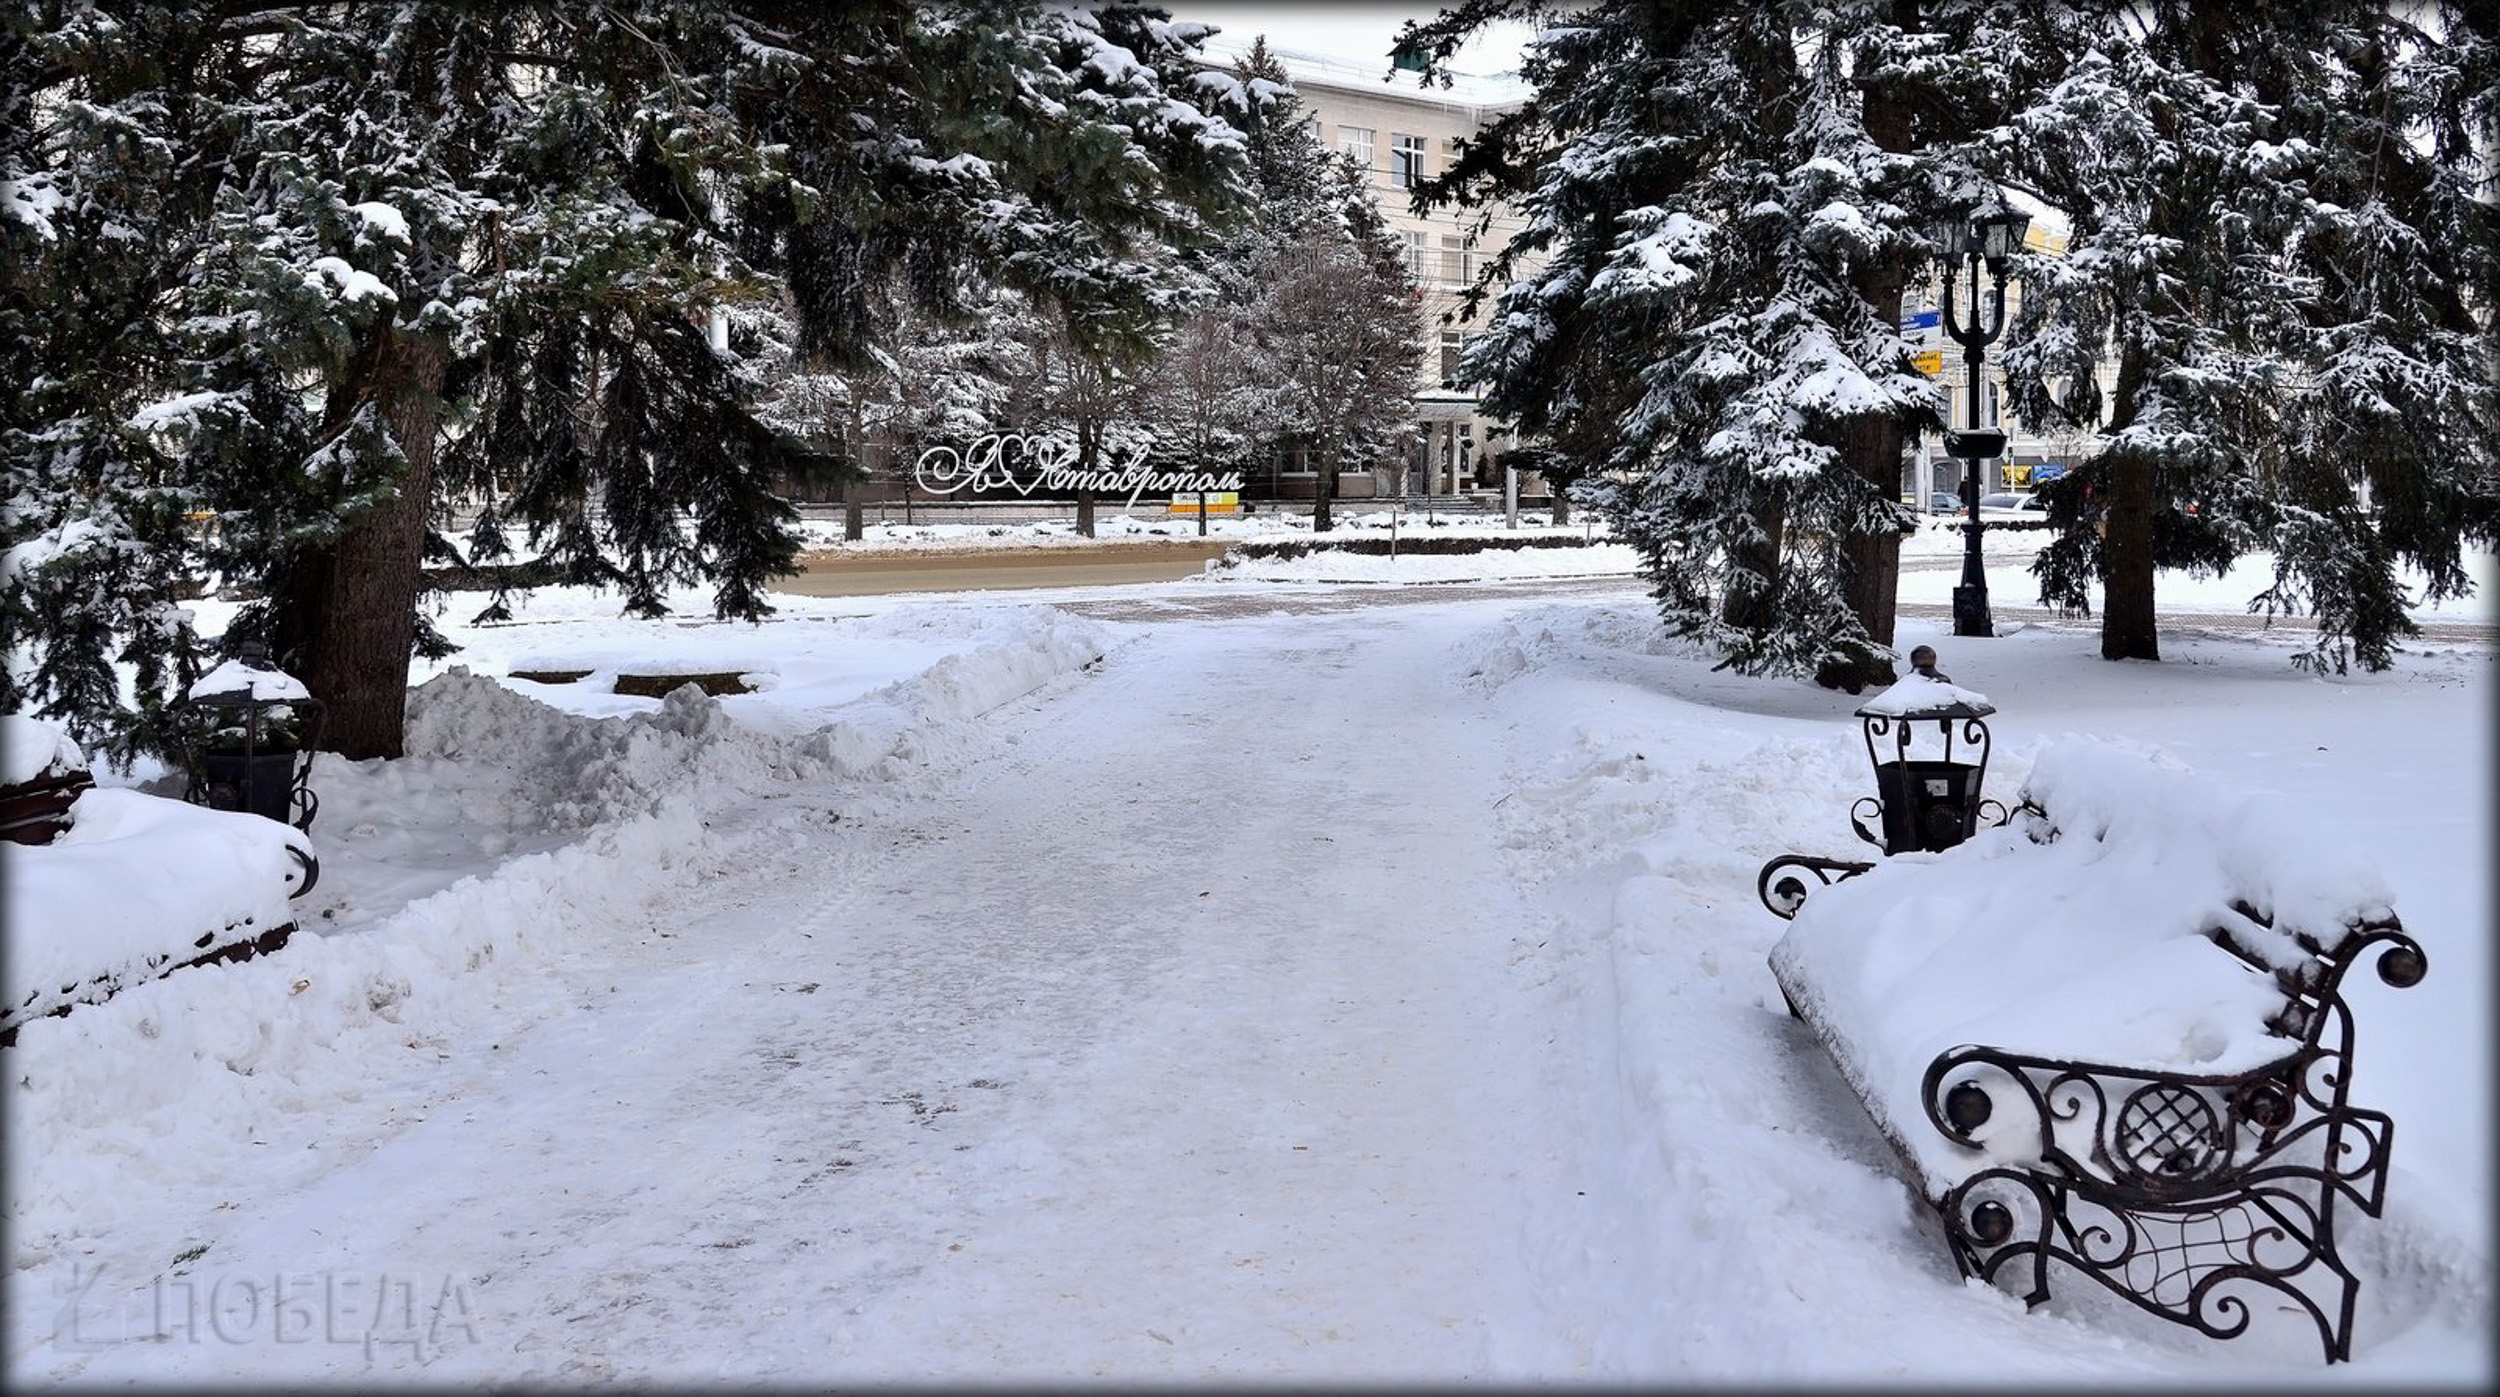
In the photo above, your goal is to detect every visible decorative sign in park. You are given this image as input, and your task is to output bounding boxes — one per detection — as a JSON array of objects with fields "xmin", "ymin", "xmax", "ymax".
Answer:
[{"xmin": 913, "ymin": 431, "xmax": 1245, "ymax": 509}]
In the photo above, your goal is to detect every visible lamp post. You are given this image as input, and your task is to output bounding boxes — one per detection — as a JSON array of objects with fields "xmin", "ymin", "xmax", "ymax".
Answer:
[{"xmin": 1936, "ymin": 207, "xmax": 2031, "ymax": 639}]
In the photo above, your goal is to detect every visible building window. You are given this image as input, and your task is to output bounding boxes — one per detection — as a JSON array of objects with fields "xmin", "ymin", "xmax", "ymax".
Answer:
[
  {"xmin": 1439, "ymin": 234, "xmax": 1473, "ymax": 287},
  {"xmin": 1339, "ymin": 126, "xmax": 1374, "ymax": 168},
  {"xmin": 1982, "ymin": 378, "xmax": 2001, "ymax": 426},
  {"xmin": 1440, "ymin": 329, "xmax": 1464, "ymax": 385},
  {"xmin": 1390, "ymin": 132, "xmax": 1426, "ymax": 188},
  {"xmin": 1402, "ymin": 230, "xmax": 1429, "ymax": 278}
]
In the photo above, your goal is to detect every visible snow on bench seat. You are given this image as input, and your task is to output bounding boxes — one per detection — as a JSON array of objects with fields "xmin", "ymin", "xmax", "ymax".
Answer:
[
  {"xmin": 1767, "ymin": 736, "xmax": 2426, "ymax": 1362},
  {"xmin": 1769, "ymin": 738, "xmax": 2393, "ymax": 1194},
  {"xmin": 4, "ymin": 788, "xmax": 314, "ymax": 1035}
]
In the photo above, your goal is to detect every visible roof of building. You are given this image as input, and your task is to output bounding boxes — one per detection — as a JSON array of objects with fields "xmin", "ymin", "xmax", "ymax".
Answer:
[{"xmin": 1198, "ymin": 36, "xmax": 1531, "ymax": 113}]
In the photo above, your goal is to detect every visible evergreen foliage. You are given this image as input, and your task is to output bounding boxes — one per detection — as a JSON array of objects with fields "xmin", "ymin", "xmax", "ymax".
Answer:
[
  {"xmin": 2000, "ymin": 1, "xmax": 2499, "ymax": 671},
  {"xmin": 1402, "ymin": 1, "xmax": 1989, "ymax": 682},
  {"xmin": 3, "ymin": 2, "xmax": 1249, "ymax": 758},
  {"xmin": 1404, "ymin": 0, "xmax": 2495, "ymax": 678}
]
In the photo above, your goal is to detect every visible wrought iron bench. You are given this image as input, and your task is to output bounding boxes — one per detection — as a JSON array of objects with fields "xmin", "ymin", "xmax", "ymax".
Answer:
[{"xmin": 1765, "ymin": 741, "xmax": 2426, "ymax": 1363}]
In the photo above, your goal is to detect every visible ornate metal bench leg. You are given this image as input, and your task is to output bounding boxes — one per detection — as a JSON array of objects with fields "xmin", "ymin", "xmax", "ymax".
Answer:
[{"xmin": 286, "ymin": 842, "xmax": 320, "ymax": 900}]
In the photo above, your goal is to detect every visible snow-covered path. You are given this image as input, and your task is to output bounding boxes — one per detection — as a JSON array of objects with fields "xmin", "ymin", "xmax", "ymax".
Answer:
[{"xmin": 53, "ymin": 613, "xmax": 1557, "ymax": 1384}]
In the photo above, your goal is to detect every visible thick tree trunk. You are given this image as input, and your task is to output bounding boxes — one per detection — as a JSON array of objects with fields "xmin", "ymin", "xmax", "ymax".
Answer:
[
  {"xmin": 1822, "ymin": 411, "xmax": 1907, "ymax": 692},
  {"xmin": 842, "ymin": 472, "xmax": 864, "ymax": 541},
  {"xmin": 280, "ymin": 334, "xmax": 447, "ymax": 760},
  {"xmin": 1551, "ymin": 478, "xmax": 1571, "ymax": 526},
  {"xmin": 2095, "ymin": 343, "xmax": 2160, "ymax": 661},
  {"xmin": 2100, "ymin": 445, "xmax": 2160, "ymax": 660},
  {"xmin": 1820, "ymin": 40, "xmax": 1912, "ymax": 693}
]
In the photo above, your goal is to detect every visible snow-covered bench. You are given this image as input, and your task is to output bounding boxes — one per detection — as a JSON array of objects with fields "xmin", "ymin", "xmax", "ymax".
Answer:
[
  {"xmin": 2, "ymin": 717, "xmax": 316, "ymax": 1046},
  {"xmin": 1768, "ymin": 739, "xmax": 2427, "ymax": 1363}
]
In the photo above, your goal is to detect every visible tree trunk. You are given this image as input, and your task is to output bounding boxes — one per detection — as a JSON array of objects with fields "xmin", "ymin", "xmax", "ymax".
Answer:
[
  {"xmin": 2094, "ymin": 342, "xmax": 2160, "ymax": 661},
  {"xmin": 1551, "ymin": 477, "xmax": 1571, "ymax": 526},
  {"xmin": 843, "ymin": 396, "xmax": 866, "ymax": 541},
  {"xmin": 1822, "ymin": 414, "xmax": 1906, "ymax": 691},
  {"xmin": 278, "ymin": 333, "xmax": 446, "ymax": 760},
  {"xmin": 1075, "ymin": 417, "xmax": 1098, "ymax": 538},
  {"xmin": 1312, "ymin": 441, "xmax": 1336, "ymax": 533},
  {"xmin": 2100, "ymin": 445, "xmax": 2160, "ymax": 660},
  {"xmin": 1821, "ymin": 39, "xmax": 1912, "ymax": 693}
]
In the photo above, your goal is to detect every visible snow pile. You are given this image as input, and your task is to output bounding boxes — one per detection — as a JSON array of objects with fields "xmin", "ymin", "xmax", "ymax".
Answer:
[
  {"xmin": 1771, "ymin": 738, "xmax": 2398, "ymax": 1186},
  {"xmin": 401, "ymin": 670, "xmax": 817, "ymax": 830},
  {"xmin": 4, "ymin": 790, "xmax": 312, "ymax": 1029},
  {"xmin": 4, "ymin": 609, "xmax": 1110, "ymax": 1241},
  {"xmin": 795, "ymin": 614, "xmax": 1107, "ymax": 777},
  {"xmin": 2022, "ymin": 739, "xmax": 2397, "ymax": 933},
  {"xmin": 2, "ymin": 713, "xmax": 87, "ymax": 785}
]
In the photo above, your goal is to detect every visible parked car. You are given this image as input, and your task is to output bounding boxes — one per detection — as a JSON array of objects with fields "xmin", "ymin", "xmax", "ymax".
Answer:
[
  {"xmin": 1975, "ymin": 491, "xmax": 2045, "ymax": 512},
  {"xmin": 1928, "ymin": 491, "xmax": 1962, "ymax": 513}
]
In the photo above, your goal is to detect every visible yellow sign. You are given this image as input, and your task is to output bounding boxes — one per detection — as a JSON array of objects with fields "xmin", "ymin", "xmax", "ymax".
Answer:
[
  {"xmin": 1913, "ymin": 350, "xmax": 1944, "ymax": 375},
  {"xmin": 1168, "ymin": 492, "xmax": 1239, "ymax": 516},
  {"xmin": 2005, "ymin": 463, "xmax": 2032, "ymax": 489}
]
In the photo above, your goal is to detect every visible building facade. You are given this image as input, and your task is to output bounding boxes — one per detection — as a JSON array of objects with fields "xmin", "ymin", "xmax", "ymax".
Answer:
[{"xmin": 1255, "ymin": 46, "xmax": 1535, "ymax": 502}]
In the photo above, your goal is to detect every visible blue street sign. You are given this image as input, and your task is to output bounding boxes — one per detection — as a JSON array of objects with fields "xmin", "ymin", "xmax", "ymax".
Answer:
[{"xmin": 1901, "ymin": 309, "xmax": 1940, "ymax": 331}]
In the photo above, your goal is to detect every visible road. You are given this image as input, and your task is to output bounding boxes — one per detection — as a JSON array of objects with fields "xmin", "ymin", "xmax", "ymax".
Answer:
[
  {"xmin": 780, "ymin": 541, "xmax": 1233, "ymax": 597},
  {"xmin": 771, "ymin": 550, "xmax": 2495, "ymax": 645}
]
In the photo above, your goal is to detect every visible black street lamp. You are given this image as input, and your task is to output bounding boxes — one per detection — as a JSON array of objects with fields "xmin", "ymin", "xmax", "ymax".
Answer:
[{"xmin": 1935, "ymin": 207, "xmax": 2031, "ymax": 639}]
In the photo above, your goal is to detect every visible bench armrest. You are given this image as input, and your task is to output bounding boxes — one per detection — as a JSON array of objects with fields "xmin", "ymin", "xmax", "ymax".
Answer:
[{"xmin": 1920, "ymin": 921, "xmax": 2425, "ymax": 1212}]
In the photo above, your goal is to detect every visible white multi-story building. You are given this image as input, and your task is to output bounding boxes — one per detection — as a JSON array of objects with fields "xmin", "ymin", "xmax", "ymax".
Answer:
[{"xmin": 1248, "ymin": 45, "xmax": 1535, "ymax": 501}]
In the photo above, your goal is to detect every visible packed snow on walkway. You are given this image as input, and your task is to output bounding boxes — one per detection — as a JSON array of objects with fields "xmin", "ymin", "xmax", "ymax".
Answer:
[{"xmin": 4, "ymin": 571, "xmax": 2488, "ymax": 1385}]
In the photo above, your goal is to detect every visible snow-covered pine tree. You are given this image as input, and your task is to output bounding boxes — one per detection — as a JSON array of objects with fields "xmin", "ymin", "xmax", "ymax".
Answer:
[
  {"xmin": 2000, "ymin": 1, "xmax": 2496, "ymax": 670},
  {"xmin": 1214, "ymin": 38, "xmax": 1338, "ymax": 262},
  {"xmin": 1401, "ymin": 1, "xmax": 2007, "ymax": 687},
  {"xmin": 5, "ymin": 2, "xmax": 1250, "ymax": 759},
  {"xmin": 2229, "ymin": 2, "xmax": 2495, "ymax": 671},
  {"xmin": 3, "ymin": 4, "xmax": 224, "ymax": 762}
]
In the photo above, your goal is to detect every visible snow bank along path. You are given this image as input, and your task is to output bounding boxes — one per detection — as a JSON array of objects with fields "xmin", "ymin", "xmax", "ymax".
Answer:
[{"xmin": 19, "ymin": 611, "xmax": 1553, "ymax": 1383}]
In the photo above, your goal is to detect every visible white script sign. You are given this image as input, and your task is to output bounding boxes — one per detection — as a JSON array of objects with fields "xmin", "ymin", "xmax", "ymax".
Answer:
[{"xmin": 914, "ymin": 432, "xmax": 1245, "ymax": 508}]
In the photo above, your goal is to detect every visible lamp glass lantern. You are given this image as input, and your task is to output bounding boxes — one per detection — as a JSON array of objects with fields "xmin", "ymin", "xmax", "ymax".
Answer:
[
  {"xmin": 1849, "ymin": 689, "xmax": 1998, "ymax": 856},
  {"xmin": 1976, "ymin": 208, "xmax": 2031, "ymax": 270}
]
